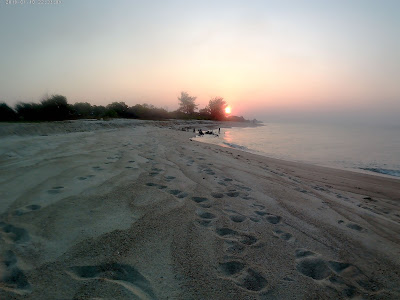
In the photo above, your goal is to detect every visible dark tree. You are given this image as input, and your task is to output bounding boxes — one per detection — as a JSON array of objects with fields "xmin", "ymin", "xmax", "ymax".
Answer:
[
  {"xmin": 106, "ymin": 102, "xmax": 129, "ymax": 118},
  {"xmin": 0, "ymin": 102, "xmax": 18, "ymax": 121},
  {"xmin": 198, "ymin": 107, "xmax": 211, "ymax": 119},
  {"xmin": 15, "ymin": 102, "xmax": 43, "ymax": 121},
  {"xmin": 207, "ymin": 97, "xmax": 227, "ymax": 121},
  {"xmin": 73, "ymin": 102, "xmax": 93, "ymax": 118},
  {"xmin": 128, "ymin": 103, "xmax": 170, "ymax": 120},
  {"xmin": 178, "ymin": 91, "xmax": 198, "ymax": 115},
  {"xmin": 40, "ymin": 95, "xmax": 70, "ymax": 121},
  {"xmin": 92, "ymin": 105, "xmax": 107, "ymax": 118},
  {"xmin": 103, "ymin": 109, "xmax": 118, "ymax": 118}
]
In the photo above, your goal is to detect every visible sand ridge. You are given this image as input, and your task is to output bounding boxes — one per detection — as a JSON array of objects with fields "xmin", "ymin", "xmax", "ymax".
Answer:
[{"xmin": 0, "ymin": 120, "xmax": 399, "ymax": 299}]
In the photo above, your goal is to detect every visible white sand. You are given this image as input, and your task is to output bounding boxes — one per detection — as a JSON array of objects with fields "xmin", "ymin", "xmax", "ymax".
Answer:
[{"xmin": 0, "ymin": 120, "xmax": 399, "ymax": 299}]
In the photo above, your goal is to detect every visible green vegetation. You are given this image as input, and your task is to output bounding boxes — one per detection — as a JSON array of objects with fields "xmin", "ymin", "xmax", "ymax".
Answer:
[{"xmin": 0, "ymin": 92, "xmax": 257, "ymax": 123}]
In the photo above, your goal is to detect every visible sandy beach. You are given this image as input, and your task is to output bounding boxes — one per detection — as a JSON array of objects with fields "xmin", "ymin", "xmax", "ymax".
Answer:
[{"xmin": 1, "ymin": 119, "xmax": 399, "ymax": 299}]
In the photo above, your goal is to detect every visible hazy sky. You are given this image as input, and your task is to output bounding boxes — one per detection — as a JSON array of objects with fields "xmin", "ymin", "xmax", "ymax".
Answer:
[{"xmin": 0, "ymin": 0, "xmax": 399, "ymax": 123}]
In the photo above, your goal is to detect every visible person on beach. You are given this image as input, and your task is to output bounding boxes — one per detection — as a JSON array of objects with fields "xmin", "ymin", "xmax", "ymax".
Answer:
[{"xmin": 218, "ymin": 128, "xmax": 220, "ymax": 133}]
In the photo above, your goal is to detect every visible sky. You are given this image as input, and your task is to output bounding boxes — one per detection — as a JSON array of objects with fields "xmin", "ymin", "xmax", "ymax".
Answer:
[{"xmin": 0, "ymin": 0, "xmax": 399, "ymax": 124}]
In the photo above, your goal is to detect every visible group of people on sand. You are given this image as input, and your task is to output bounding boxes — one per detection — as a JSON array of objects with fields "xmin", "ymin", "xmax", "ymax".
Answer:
[{"xmin": 196, "ymin": 128, "xmax": 221, "ymax": 136}]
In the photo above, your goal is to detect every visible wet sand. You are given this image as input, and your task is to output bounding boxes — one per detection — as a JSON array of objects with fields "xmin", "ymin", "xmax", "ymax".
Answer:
[{"xmin": 1, "ymin": 120, "xmax": 399, "ymax": 299}]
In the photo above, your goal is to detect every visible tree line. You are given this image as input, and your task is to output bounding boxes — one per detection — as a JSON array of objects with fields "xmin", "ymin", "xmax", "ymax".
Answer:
[{"xmin": 0, "ymin": 92, "xmax": 252, "ymax": 122}]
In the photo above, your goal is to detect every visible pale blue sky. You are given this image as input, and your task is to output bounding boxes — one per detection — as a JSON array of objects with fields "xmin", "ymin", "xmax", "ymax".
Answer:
[{"xmin": 0, "ymin": 0, "xmax": 399, "ymax": 123}]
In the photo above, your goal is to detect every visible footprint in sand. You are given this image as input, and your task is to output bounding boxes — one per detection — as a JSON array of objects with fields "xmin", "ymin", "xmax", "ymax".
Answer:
[
  {"xmin": 205, "ymin": 169, "xmax": 215, "ymax": 175},
  {"xmin": 192, "ymin": 196, "xmax": 208, "ymax": 203},
  {"xmin": 252, "ymin": 204, "xmax": 265, "ymax": 209},
  {"xmin": 168, "ymin": 189, "xmax": 188, "ymax": 199},
  {"xmin": 78, "ymin": 174, "xmax": 95, "ymax": 181},
  {"xmin": 216, "ymin": 227, "xmax": 239, "ymax": 237},
  {"xmin": 192, "ymin": 197, "xmax": 212, "ymax": 208},
  {"xmin": 338, "ymin": 220, "xmax": 365, "ymax": 232},
  {"xmin": 226, "ymin": 191, "xmax": 240, "ymax": 198},
  {"xmin": 13, "ymin": 204, "xmax": 41, "ymax": 216},
  {"xmin": 211, "ymin": 192, "xmax": 224, "ymax": 199},
  {"xmin": 254, "ymin": 211, "xmax": 267, "ymax": 216},
  {"xmin": 152, "ymin": 167, "xmax": 163, "ymax": 173},
  {"xmin": 165, "ymin": 176, "xmax": 176, "ymax": 182},
  {"xmin": 0, "ymin": 222, "xmax": 30, "ymax": 244},
  {"xmin": 239, "ymin": 234, "xmax": 258, "ymax": 245},
  {"xmin": 92, "ymin": 166, "xmax": 105, "ymax": 171},
  {"xmin": 295, "ymin": 249, "xmax": 381, "ymax": 298},
  {"xmin": 47, "ymin": 186, "xmax": 64, "ymax": 194},
  {"xmin": 196, "ymin": 209, "xmax": 217, "ymax": 227},
  {"xmin": 215, "ymin": 227, "xmax": 258, "ymax": 247},
  {"xmin": 199, "ymin": 166, "xmax": 215, "ymax": 175},
  {"xmin": 106, "ymin": 155, "xmax": 119, "ymax": 160},
  {"xmin": 218, "ymin": 260, "xmax": 268, "ymax": 292},
  {"xmin": 265, "ymin": 214, "xmax": 282, "ymax": 225},
  {"xmin": 223, "ymin": 240, "xmax": 246, "ymax": 254},
  {"xmin": 249, "ymin": 217, "xmax": 261, "ymax": 223},
  {"xmin": 346, "ymin": 223, "xmax": 364, "ymax": 232},
  {"xmin": 295, "ymin": 249, "xmax": 332, "ymax": 280},
  {"xmin": 223, "ymin": 210, "xmax": 247, "ymax": 223},
  {"xmin": 220, "ymin": 178, "xmax": 232, "ymax": 185},
  {"xmin": 0, "ymin": 250, "xmax": 31, "ymax": 294},
  {"xmin": 145, "ymin": 182, "xmax": 167, "ymax": 190},
  {"xmin": 67, "ymin": 263, "xmax": 157, "ymax": 300},
  {"xmin": 229, "ymin": 215, "xmax": 247, "ymax": 223},
  {"xmin": 273, "ymin": 229, "xmax": 294, "ymax": 242},
  {"xmin": 191, "ymin": 197, "xmax": 213, "ymax": 208}
]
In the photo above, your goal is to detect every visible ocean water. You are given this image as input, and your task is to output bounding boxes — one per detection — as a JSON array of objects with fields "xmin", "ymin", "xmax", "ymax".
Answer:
[{"xmin": 194, "ymin": 122, "xmax": 400, "ymax": 178}]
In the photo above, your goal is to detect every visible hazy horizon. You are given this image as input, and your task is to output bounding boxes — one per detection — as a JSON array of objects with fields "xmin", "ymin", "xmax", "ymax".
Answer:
[{"xmin": 1, "ymin": 0, "xmax": 399, "ymax": 125}]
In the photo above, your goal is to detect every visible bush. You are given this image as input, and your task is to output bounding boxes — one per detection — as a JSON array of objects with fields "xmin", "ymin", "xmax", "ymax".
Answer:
[
  {"xmin": 15, "ymin": 102, "xmax": 43, "ymax": 121},
  {"xmin": 72, "ymin": 102, "xmax": 93, "ymax": 118},
  {"xmin": 0, "ymin": 102, "xmax": 18, "ymax": 121},
  {"xmin": 92, "ymin": 105, "xmax": 107, "ymax": 118},
  {"xmin": 106, "ymin": 102, "xmax": 129, "ymax": 118},
  {"xmin": 103, "ymin": 109, "xmax": 118, "ymax": 118},
  {"xmin": 128, "ymin": 104, "xmax": 170, "ymax": 120},
  {"xmin": 40, "ymin": 95, "xmax": 71, "ymax": 121}
]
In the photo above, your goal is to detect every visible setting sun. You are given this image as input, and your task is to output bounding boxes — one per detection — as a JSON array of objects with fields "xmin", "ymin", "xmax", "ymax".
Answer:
[{"xmin": 225, "ymin": 106, "xmax": 231, "ymax": 114}]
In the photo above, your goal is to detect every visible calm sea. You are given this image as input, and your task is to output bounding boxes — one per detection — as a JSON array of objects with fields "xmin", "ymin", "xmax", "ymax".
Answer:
[{"xmin": 194, "ymin": 122, "xmax": 400, "ymax": 178}]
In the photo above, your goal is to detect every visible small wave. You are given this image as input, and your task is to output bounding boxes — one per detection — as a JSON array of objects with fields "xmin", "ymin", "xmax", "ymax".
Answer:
[
  {"xmin": 360, "ymin": 168, "xmax": 400, "ymax": 178},
  {"xmin": 222, "ymin": 142, "xmax": 249, "ymax": 151}
]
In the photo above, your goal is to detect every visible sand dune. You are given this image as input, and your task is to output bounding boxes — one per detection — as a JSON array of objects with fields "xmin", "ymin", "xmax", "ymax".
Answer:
[{"xmin": 0, "ymin": 120, "xmax": 399, "ymax": 299}]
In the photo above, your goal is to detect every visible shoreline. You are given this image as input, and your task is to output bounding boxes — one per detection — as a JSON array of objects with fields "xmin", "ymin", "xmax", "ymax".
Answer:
[
  {"xmin": 193, "ymin": 125, "xmax": 400, "ymax": 181},
  {"xmin": 1, "ymin": 121, "xmax": 399, "ymax": 299},
  {"xmin": 190, "ymin": 135, "xmax": 400, "ymax": 202},
  {"xmin": 0, "ymin": 118, "xmax": 262, "ymax": 137}
]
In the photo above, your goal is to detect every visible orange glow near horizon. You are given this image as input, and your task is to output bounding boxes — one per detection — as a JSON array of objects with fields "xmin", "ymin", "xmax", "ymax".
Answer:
[{"xmin": 225, "ymin": 106, "xmax": 231, "ymax": 114}]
